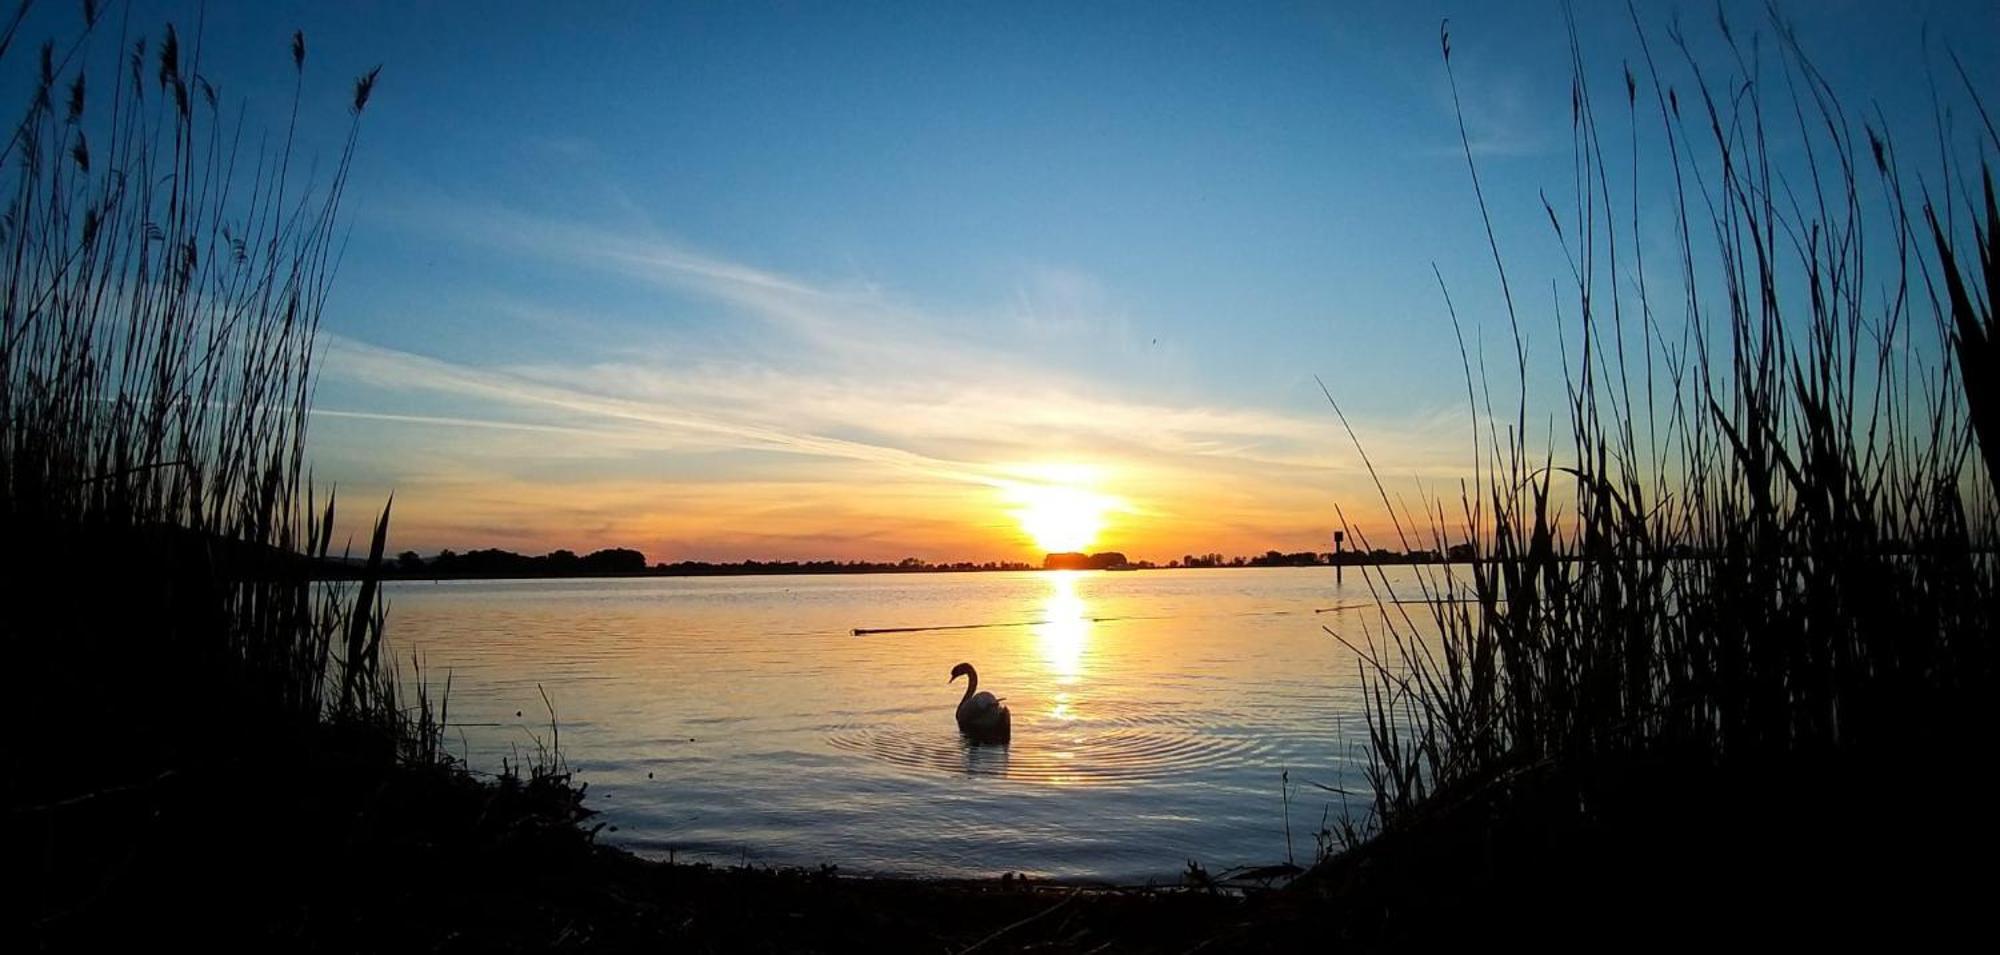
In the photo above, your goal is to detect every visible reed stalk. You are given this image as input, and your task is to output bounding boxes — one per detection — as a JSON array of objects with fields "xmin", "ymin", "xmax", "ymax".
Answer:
[{"xmin": 1336, "ymin": 5, "xmax": 1998, "ymax": 837}]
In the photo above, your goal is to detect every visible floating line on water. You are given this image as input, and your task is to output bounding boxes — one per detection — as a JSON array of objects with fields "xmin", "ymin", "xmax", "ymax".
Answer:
[
  {"xmin": 1314, "ymin": 597, "xmax": 1479, "ymax": 613},
  {"xmin": 852, "ymin": 619, "xmax": 1038, "ymax": 636},
  {"xmin": 1312, "ymin": 602, "xmax": 1371, "ymax": 614},
  {"xmin": 852, "ymin": 614, "xmax": 1161, "ymax": 636},
  {"xmin": 852, "ymin": 608, "xmax": 1311, "ymax": 636}
]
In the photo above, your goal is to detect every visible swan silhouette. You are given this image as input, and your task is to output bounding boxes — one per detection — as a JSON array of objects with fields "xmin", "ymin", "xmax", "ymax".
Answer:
[{"xmin": 950, "ymin": 662, "xmax": 1012, "ymax": 745}]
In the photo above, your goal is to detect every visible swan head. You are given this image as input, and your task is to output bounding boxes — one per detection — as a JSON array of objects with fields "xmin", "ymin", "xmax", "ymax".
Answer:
[{"xmin": 949, "ymin": 662, "xmax": 974, "ymax": 683}]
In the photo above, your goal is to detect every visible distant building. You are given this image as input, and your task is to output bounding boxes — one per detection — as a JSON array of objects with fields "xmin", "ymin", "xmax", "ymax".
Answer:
[{"xmin": 1043, "ymin": 551, "xmax": 1132, "ymax": 570}]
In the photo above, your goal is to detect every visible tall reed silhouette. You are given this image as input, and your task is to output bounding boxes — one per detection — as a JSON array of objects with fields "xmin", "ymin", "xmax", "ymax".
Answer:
[
  {"xmin": 1318, "ymin": 7, "xmax": 1998, "ymax": 935},
  {"xmin": 0, "ymin": 4, "xmax": 442, "ymax": 808}
]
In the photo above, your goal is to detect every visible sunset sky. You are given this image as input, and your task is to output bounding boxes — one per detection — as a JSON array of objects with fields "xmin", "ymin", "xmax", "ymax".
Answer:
[{"xmin": 18, "ymin": 1, "xmax": 1993, "ymax": 563}]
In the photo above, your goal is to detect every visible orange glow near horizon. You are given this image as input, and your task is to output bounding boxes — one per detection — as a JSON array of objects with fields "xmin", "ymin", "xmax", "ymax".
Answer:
[
  {"xmin": 1003, "ymin": 464, "xmax": 1120, "ymax": 555},
  {"xmin": 328, "ymin": 444, "xmax": 1398, "ymax": 565}
]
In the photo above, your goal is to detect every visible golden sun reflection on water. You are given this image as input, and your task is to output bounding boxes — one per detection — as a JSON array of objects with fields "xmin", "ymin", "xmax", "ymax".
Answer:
[
  {"xmin": 1036, "ymin": 572, "xmax": 1091, "ymax": 684},
  {"xmin": 1034, "ymin": 573, "xmax": 1095, "ymax": 784}
]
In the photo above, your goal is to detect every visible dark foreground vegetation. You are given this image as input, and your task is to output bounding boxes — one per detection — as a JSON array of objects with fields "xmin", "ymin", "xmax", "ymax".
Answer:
[
  {"xmin": 7, "ymin": 2, "xmax": 1998, "ymax": 952},
  {"xmin": 1319, "ymin": 7, "xmax": 1999, "ymax": 945}
]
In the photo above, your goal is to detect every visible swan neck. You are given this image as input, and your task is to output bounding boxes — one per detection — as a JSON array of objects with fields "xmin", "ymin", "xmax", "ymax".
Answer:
[{"xmin": 960, "ymin": 667, "xmax": 978, "ymax": 702}]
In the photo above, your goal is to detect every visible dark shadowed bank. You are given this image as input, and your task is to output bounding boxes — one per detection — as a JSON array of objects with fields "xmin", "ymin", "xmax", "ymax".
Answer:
[{"xmin": 18, "ymin": 752, "xmax": 1985, "ymax": 951}]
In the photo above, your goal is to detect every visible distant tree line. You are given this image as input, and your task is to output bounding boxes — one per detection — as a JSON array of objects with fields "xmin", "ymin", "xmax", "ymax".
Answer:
[
  {"xmin": 649, "ymin": 558, "xmax": 1037, "ymax": 576},
  {"xmin": 370, "ymin": 543, "xmax": 1491, "ymax": 581},
  {"xmin": 383, "ymin": 549, "xmax": 1037, "ymax": 579},
  {"xmin": 1171, "ymin": 545, "xmax": 1477, "ymax": 568},
  {"xmin": 392, "ymin": 547, "xmax": 648, "ymax": 578}
]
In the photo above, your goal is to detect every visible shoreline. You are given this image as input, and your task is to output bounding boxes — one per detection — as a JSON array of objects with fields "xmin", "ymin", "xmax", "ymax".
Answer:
[
  {"xmin": 344, "ymin": 562, "xmax": 1466, "ymax": 583},
  {"xmin": 27, "ymin": 720, "xmax": 1985, "ymax": 951}
]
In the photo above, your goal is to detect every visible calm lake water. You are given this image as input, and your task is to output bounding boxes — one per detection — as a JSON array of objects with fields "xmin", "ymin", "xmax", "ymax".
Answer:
[{"xmin": 384, "ymin": 566, "xmax": 1431, "ymax": 883}]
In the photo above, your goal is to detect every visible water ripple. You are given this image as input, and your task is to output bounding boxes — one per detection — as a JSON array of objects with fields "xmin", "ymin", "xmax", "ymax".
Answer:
[{"xmin": 826, "ymin": 700, "xmax": 1279, "ymax": 786}]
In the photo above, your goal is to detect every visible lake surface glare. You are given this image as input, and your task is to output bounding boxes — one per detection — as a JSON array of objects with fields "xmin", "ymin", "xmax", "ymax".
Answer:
[{"xmin": 385, "ymin": 566, "xmax": 1420, "ymax": 882}]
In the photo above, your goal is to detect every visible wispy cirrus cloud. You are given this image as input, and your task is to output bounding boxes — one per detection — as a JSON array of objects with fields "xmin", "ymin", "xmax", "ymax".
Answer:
[{"xmin": 315, "ymin": 200, "xmax": 1474, "ymax": 560}]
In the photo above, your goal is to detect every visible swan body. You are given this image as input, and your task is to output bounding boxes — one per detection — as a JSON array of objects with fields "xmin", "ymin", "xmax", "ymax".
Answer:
[{"xmin": 950, "ymin": 662, "xmax": 1011, "ymax": 745}]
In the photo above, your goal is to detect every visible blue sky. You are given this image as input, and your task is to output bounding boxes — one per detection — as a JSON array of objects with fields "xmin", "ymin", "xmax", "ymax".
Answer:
[{"xmin": 10, "ymin": 1, "xmax": 1996, "ymax": 560}]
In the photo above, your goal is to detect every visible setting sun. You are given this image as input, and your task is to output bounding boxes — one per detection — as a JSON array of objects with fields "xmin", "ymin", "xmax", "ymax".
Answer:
[{"xmin": 1003, "ymin": 469, "xmax": 1118, "ymax": 554}]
